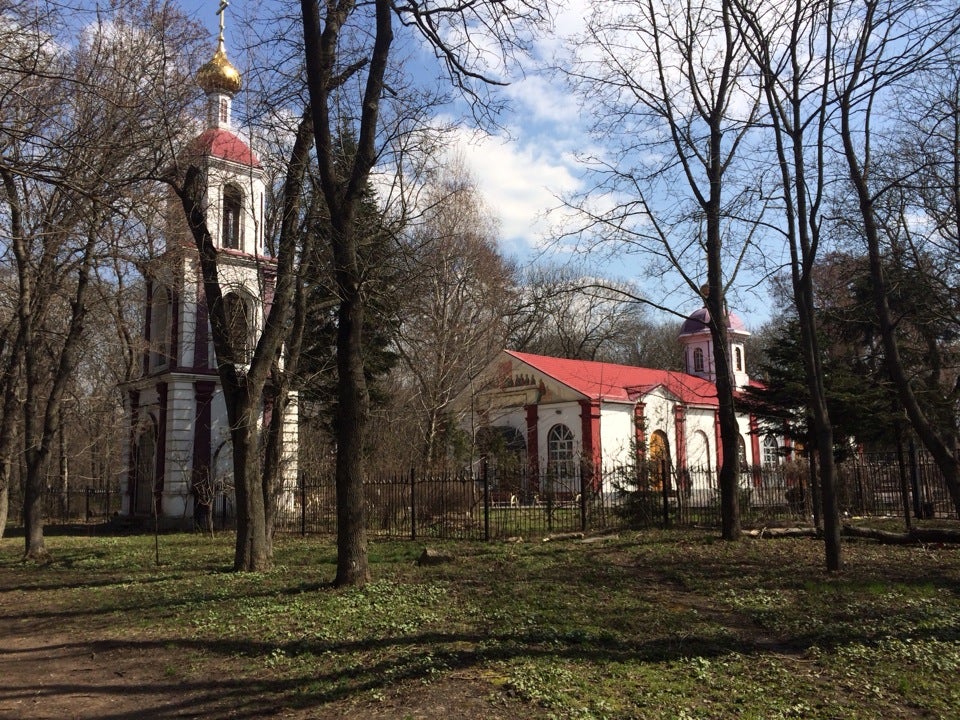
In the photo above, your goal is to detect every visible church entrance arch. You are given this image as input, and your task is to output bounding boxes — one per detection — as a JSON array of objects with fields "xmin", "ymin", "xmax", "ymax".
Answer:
[{"xmin": 648, "ymin": 430, "xmax": 671, "ymax": 491}]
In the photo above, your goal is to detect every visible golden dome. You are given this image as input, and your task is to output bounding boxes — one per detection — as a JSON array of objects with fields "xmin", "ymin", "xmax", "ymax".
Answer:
[{"xmin": 196, "ymin": 39, "xmax": 241, "ymax": 95}]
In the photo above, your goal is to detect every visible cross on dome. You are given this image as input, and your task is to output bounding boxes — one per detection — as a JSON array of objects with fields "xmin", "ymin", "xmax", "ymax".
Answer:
[{"xmin": 196, "ymin": 0, "xmax": 241, "ymax": 98}]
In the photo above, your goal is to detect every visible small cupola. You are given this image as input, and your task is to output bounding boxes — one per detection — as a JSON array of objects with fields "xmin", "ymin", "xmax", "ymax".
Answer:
[
  {"xmin": 196, "ymin": 5, "xmax": 241, "ymax": 129},
  {"xmin": 678, "ymin": 305, "xmax": 751, "ymax": 389}
]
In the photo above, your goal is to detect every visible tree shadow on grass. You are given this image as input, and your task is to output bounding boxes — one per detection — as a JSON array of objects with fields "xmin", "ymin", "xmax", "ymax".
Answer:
[{"xmin": 5, "ymin": 613, "xmax": 960, "ymax": 720}]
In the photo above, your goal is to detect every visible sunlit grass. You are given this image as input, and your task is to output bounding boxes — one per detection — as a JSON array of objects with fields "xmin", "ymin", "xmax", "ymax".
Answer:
[{"xmin": 2, "ymin": 529, "xmax": 959, "ymax": 718}]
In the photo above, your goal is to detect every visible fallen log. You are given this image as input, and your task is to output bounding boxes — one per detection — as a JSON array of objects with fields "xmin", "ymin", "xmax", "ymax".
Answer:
[
  {"xmin": 541, "ymin": 532, "xmax": 585, "ymax": 542},
  {"xmin": 841, "ymin": 524, "xmax": 960, "ymax": 544},
  {"xmin": 744, "ymin": 527, "xmax": 818, "ymax": 539}
]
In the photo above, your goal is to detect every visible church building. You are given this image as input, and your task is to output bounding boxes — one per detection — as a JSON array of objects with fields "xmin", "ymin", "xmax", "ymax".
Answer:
[
  {"xmin": 119, "ymin": 22, "xmax": 298, "ymax": 524},
  {"xmin": 455, "ymin": 308, "xmax": 786, "ymax": 499}
]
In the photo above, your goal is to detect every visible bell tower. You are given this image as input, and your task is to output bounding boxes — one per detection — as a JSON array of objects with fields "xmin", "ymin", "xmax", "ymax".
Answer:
[
  {"xmin": 120, "ymin": 4, "xmax": 297, "ymax": 525},
  {"xmin": 678, "ymin": 301, "xmax": 751, "ymax": 390}
]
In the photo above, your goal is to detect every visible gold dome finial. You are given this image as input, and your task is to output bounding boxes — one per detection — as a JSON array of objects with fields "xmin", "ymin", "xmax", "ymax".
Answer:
[{"xmin": 196, "ymin": 1, "xmax": 241, "ymax": 95}]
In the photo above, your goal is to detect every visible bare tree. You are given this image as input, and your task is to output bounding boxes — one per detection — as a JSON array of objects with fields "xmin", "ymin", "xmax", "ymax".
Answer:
[
  {"xmin": 0, "ymin": 0, "xmax": 202, "ymax": 556},
  {"xmin": 510, "ymin": 265, "xmax": 654, "ymax": 364},
  {"xmin": 393, "ymin": 160, "xmax": 517, "ymax": 466},
  {"xmin": 298, "ymin": 0, "xmax": 548, "ymax": 586},
  {"xmin": 834, "ymin": 0, "xmax": 960, "ymax": 515},
  {"xmin": 731, "ymin": 0, "xmax": 844, "ymax": 570},
  {"xmin": 564, "ymin": 0, "xmax": 762, "ymax": 539}
]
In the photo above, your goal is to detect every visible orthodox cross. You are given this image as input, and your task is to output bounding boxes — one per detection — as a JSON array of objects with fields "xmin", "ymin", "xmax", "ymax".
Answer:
[{"xmin": 217, "ymin": 0, "xmax": 229, "ymax": 43}]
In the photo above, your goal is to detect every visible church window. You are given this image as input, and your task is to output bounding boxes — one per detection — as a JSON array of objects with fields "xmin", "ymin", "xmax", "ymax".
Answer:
[
  {"xmin": 222, "ymin": 292, "xmax": 252, "ymax": 364},
  {"xmin": 547, "ymin": 424, "xmax": 576, "ymax": 489},
  {"xmin": 222, "ymin": 185, "xmax": 243, "ymax": 250},
  {"xmin": 735, "ymin": 346, "xmax": 743, "ymax": 372},
  {"xmin": 219, "ymin": 97, "xmax": 228, "ymax": 124},
  {"xmin": 693, "ymin": 347, "xmax": 704, "ymax": 373},
  {"xmin": 762, "ymin": 435, "xmax": 780, "ymax": 468}
]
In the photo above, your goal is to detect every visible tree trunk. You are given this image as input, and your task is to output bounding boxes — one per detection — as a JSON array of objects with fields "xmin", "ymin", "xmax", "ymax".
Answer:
[
  {"xmin": 22, "ymin": 454, "xmax": 47, "ymax": 559},
  {"xmin": 300, "ymin": 0, "xmax": 393, "ymax": 587},
  {"xmin": 334, "ymin": 282, "xmax": 370, "ymax": 587},
  {"xmin": 708, "ymin": 292, "xmax": 741, "ymax": 541},
  {"xmin": 232, "ymin": 407, "xmax": 270, "ymax": 571},
  {"xmin": 0, "ymin": 481, "xmax": 8, "ymax": 540}
]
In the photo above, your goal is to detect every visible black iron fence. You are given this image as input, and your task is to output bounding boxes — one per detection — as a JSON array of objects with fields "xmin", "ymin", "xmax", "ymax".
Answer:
[
  {"xmin": 273, "ymin": 453, "xmax": 957, "ymax": 541},
  {"xmin": 10, "ymin": 485, "xmax": 123, "ymax": 525},
  {"xmin": 10, "ymin": 452, "xmax": 956, "ymax": 539}
]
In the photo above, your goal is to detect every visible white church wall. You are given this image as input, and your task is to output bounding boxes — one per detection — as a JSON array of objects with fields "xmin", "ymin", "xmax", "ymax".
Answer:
[
  {"xmin": 599, "ymin": 403, "xmax": 635, "ymax": 468},
  {"xmin": 177, "ymin": 259, "xmax": 199, "ymax": 369},
  {"xmin": 162, "ymin": 384, "xmax": 197, "ymax": 519},
  {"xmin": 640, "ymin": 389, "xmax": 676, "ymax": 449},
  {"xmin": 206, "ymin": 162, "xmax": 266, "ymax": 256},
  {"xmin": 685, "ymin": 407, "xmax": 717, "ymax": 495}
]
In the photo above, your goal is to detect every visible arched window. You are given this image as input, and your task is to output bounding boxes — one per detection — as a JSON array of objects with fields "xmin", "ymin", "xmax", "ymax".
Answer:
[
  {"xmin": 693, "ymin": 347, "xmax": 704, "ymax": 373},
  {"xmin": 736, "ymin": 434, "xmax": 751, "ymax": 489},
  {"xmin": 222, "ymin": 292, "xmax": 251, "ymax": 364},
  {"xmin": 762, "ymin": 435, "xmax": 780, "ymax": 468},
  {"xmin": 222, "ymin": 184, "xmax": 243, "ymax": 250},
  {"xmin": 735, "ymin": 346, "xmax": 743, "ymax": 372},
  {"xmin": 547, "ymin": 424, "xmax": 576, "ymax": 489},
  {"xmin": 737, "ymin": 435, "xmax": 748, "ymax": 468}
]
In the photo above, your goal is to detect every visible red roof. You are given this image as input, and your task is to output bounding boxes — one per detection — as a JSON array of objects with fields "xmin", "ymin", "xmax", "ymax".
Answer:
[
  {"xmin": 186, "ymin": 128, "xmax": 260, "ymax": 168},
  {"xmin": 505, "ymin": 350, "xmax": 719, "ymax": 406}
]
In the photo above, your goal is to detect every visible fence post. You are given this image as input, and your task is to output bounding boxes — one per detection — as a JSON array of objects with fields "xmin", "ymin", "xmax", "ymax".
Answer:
[
  {"xmin": 579, "ymin": 459, "xmax": 588, "ymax": 532},
  {"xmin": 909, "ymin": 440, "xmax": 922, "ymax": 518},
  {"xmin": 410, "ymin": 468, "xmax": 417, "ymax": 541},
  {"xmin": 300, "ymin": 474, "xmax": 307, "ymax": 537},
  {"xmin": 85, "ymin": 486, "xmax": 92, "ymax": 521},
  {"xmin": 482, "ymin": 462, "xmax": 490, "ymax": 542},
  {"xmin": 661, "ymin": 459, "xmax": 670, "ymax": 528}
]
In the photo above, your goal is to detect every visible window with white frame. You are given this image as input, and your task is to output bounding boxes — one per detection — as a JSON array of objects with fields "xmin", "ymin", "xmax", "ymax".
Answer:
[
  {"xmin": 762, "ymin": 435, "xmax": 780, "ymax": 468},
  {"xmin": 546, "ymin": 423, "xmax": 577, "ymax": 491}
]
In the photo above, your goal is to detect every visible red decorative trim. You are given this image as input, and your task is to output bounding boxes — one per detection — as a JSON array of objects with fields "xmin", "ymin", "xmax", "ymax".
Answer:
[
  {"xmin": 155, "ymin": 382, "xmax": 168, "ymax": 514},
  {"xmin": 714, "ymin": 409, "xmax": 723, "ymax": 469},
  {"xmin": 191, "ymin": 381, "xmax": 216, "ymax": 506},
  {"xmin": 634, "ymin": 402, "xmax": 646, "ymax": 460},
  {"xmin": 579, "ymin": 399, "xmax": 602, "ymax": 490},
  {"xmin": 525, "ymin": 404, "xmax": 539, "ymax": 485},
  {"xmin": 750, "ymin": 415, "xmax": 761, "ymax": 466},
  {"xmin": 674, "ymin": 404, "xmax": 687, "ymax": 471}
]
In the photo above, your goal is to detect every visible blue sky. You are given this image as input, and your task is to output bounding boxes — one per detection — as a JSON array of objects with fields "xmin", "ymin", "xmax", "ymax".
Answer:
[{"xmin": 185, "ymin": 0, "xmax": 775, "ymax": 330}]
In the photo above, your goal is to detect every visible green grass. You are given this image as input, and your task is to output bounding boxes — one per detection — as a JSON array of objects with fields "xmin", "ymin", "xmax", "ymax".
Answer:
[{"xmin": 2, "ymin": 529, "xmax": 959, "ymax": 718}]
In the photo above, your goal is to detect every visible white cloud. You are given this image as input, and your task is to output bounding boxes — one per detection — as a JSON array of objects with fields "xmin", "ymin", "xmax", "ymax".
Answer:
[{"xmin": 447, "ymin": 128, "xmax": 583, "ymax": 257}]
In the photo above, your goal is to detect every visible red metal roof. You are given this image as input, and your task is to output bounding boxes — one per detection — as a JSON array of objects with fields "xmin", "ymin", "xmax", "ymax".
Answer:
[
  {"xmin": 505, "ymin": 350, "xmax": 719, "ymax": 406},
  {"xmin": 186, "ymin": 128, "xmax": 260, "ymax": 168}
]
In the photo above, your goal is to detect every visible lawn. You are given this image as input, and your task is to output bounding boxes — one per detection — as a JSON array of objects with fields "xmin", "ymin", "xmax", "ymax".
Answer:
[{"xmin": 1, "ymin": 529, "xmax": 959, "ymax": 719}]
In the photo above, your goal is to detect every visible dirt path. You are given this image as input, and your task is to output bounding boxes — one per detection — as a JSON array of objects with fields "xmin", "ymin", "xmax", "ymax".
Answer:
[
  {"xmin": 0, "ymin": 612, "xmax": 532, "ymax": 720},
  {"xmin": 0, "ymin": 615, "xmax": 224, "ymax": 720}
]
